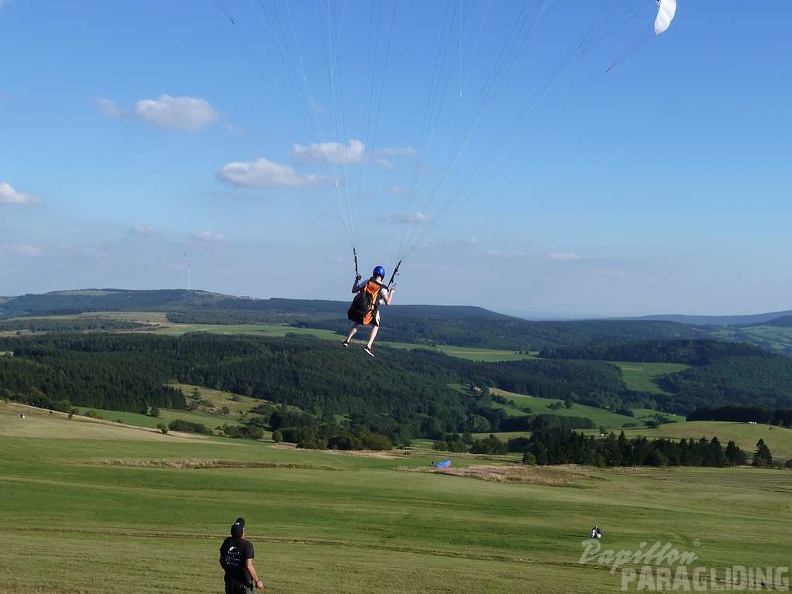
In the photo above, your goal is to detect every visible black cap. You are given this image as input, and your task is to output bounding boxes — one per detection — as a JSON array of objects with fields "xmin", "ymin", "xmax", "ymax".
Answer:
[{"xmin": 234, "ymin": 517, "xmax": 245, "ymax": 528}]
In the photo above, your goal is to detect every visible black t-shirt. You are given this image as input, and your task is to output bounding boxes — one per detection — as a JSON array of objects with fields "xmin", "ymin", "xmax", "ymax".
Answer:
[{"xmin": 220, "ymin": 537, "xmax": 255, "ymax": 587}]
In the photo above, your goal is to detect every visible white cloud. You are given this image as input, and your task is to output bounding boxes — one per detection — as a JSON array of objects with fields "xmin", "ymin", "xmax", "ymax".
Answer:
[
  {"xmin": 0, "ymin": 181, "xmax": 41, "ymax": 205},
  {"xmin": 190, "ymin": 231, "xmax": 226, "ymax": 243},
  {"xmin": 216, "ymin": 157, "xmax": 330, "ymax": 189},
  {"xmin": 380, "ymin": 212, "xmax": 429, "ymax": 224},
  {"xmin": 373, "ymin": 147, "xmax": 418, "ymax": 158},
  {"xmin": 547, "ymin": 251, "xmax": 582, "ymax": 261},
  {"xmin": 82, "ymin": 242, "xmax": 108, "ymax": 259},
  {"xmin": 134, "ymin": 95, "xmax": 218, "ymax": 132},
  {"xmin": 129, "ymin": 225, "xmax": 155, "ymax": 236},
  {"xmin": 598, "ymin": 268, "xmax": 627, "ymax": 279},
  {"xmin": 293, "ymin": 139, "xmax": 366, "ymax": 165},
  {"xmin": 0, "ymin": 243, "xmax": 43, "ymax": 256},
  {"xmin": 289, "ymin": 141, "xmax": 417, "ymax": 169},
  {"xmin": 387, "ymin": 185, "xmax": 406, "ymax": 194},
  {"xmin": 92, "ymin": 97, "xmax": 123, "ymax": 119}
]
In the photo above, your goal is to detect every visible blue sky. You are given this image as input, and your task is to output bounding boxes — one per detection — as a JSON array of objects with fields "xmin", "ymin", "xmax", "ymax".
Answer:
[{"xmin": 1, "ymin": 1, "xmax": 790, "ymax": 318}]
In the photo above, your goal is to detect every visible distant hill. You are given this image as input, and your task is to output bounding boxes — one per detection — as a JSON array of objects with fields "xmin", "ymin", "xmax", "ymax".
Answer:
[
  {"xmin": 630, "ymin": 310, "xmax": 792, "ymax": 327},
  {"xmin": 745, "ymin": 315, "xmax": 792, "ymax": 328},
  {"xmin": 3, "ymin": 288, "xmax": 792, "ymax": 354},
  {"xmin": 0, "ymin": 289, "xmax": 508, "ymax": 321},
  {"xmin": 0, "ymin": 289, "xmax": 226, "ymax": 318}
]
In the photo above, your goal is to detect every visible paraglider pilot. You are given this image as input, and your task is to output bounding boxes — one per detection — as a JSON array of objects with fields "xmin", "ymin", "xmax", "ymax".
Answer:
[{"xmin": 343, "ymin": 265, "xmax": 396, "ymax": 357}]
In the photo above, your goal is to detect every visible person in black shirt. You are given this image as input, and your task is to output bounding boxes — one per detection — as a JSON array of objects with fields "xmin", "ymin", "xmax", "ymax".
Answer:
[{"xmin": 219, "ymin": 518, "xmax": 265, "ymax": 593}]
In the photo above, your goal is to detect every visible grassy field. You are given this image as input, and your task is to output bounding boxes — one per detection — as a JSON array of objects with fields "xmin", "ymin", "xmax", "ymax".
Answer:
[
  {"xmin": 172, "ymin": 383, "xmax": 265, "ymax": 416},
  {"xmin": 612, "ymin": 361, "xmax": 689, "ymax": 394},
  {"xmin": 2, "ymin": 401, "xmax": 788, "ymax": 594},
  {"xmin": 621, "ymin": 421, "xmax": 792, "ymax": 461},
  {"xmin": 68, "ymin": 384, "xmax": 272, "ymax": 437},
  {"xmin": 432, "ymin": 346, "xmax": 536, "ymax": 361},
  {"xmin": 0, "ymin": 311, "xmax": 341, "ymax": 340},
  {"xmin": 711, "ymin": 325, "xmax": 792, "ymax": 354},
  {"xmin": 488, "ymin": 388, "xmax": 685, "ymax": 429},
  {"xmin": 152, "ymin": 323, "xmax": 340, "ymax": 340}
]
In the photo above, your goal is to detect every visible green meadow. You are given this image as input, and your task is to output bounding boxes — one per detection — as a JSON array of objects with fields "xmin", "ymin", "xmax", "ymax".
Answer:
[
  {"xmin": 1, "ymin": 402, "xmax": 789, "ymax": 594},
  {"xmin": 611, "ymin": 362, "xmax": 689, "ymax": 395},
  {"xmin": 432, "ymin": 345, "xmax": 536, "ymax": 361},
  {"xmin": 488, "ymin": 388, "xmax": 685, "ymax": 429},
  {"xmin": 621, "ymin": 421, "xmax": 792, "ymax": 461},
  {"xmin": 68, "ymin": 384, "xmax": 262, "ymax": 431}
]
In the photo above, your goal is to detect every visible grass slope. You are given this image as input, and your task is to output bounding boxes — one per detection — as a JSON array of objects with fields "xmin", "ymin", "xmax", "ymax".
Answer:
[
  {"xmin": 0, "ymin": 402, "xmax": 789, "ymax": 594},
  {"xmin": 612, "ymin": 361, "xmax": 689, "ymax": 394},
  {"xmin": 67, "ymin": 385, "xmax": 271, "ymax": 437},
  {"xmin": 711, "ymin": 325, "xmax": 792, "ymax": 355},
  {"xmin": 620, "ymin": 421, "xmax": 792, "ymax": 461},
  {"xmin": 489, "ymin": 388, "xmax": 685, "ymax": 429}
]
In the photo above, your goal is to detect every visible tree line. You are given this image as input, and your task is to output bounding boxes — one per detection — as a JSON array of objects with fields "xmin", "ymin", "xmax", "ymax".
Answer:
[
  {"xmin": 687, "ymin": 405, "xmax": 792, "ymax": 427},
  {"xmin": 508, "ymin": 429, "xmax": 760, "ymax": 467}
]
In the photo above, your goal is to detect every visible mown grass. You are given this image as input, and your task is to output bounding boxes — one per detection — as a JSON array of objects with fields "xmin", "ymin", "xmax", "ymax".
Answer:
[{"xmin": 1, "ymin": 402, "xmax": 788, "ymax": 594}]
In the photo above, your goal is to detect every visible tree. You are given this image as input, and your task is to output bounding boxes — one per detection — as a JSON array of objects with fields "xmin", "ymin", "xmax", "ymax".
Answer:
[
  {"xmin": 707, "ymin": 437, "xmax": 727, "ymax": 467},
  {"xmin": 753, "ymin": 439, "xmax": 772, "ymax": 467},
  {"xmin": 150, "ymin": 406, "xmax": 161, "ymax": 418},
  {"xmin": 725, "ymin": 440, "xmax": 747, "ymax": 466},
  {"xmin": 602, "ymin": 432, "xmax": 622, "ymax": 466},
  {"xmin": 157, "ymin": 423, "xmax": 168, "ymax": 434}
]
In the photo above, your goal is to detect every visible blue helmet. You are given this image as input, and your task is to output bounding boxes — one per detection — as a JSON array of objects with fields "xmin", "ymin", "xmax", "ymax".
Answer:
[{"xmin": 373, "ymin": 265, "xmax": 386, "ymax": 279}]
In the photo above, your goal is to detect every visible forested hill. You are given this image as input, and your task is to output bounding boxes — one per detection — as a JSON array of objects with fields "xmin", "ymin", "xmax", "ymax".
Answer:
[
  {"xmin": 0, "ymin": 289, "xmax": 709, "ymax": 350},
  {"xmin": 0, "ymin": 289, "xmax": 501, "ymax": 321},
  {"xmin": 749, "ymin": 315, "xmax": 792, "ymax": 328},
  {"xmin": 3, "ymin": 333, "xmax": 792, "ymax": 426},
  {"xmin": 542, "ymin": 340, "xmax": 792, "ymax": 411},
  {"xmin": 630, "ymin": 310, "xmax": 792, "ymax": 326}
]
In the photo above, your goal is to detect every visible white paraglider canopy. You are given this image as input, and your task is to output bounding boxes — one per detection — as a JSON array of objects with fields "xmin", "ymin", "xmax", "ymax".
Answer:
[{"xmin": 654, "ymin": 0, "xmax": 678, "ymax": 35}]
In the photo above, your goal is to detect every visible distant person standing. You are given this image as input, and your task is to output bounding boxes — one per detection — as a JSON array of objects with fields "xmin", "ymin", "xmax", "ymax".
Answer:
[{"xmin": 219, "ymin": 517, "xmax": 265, "ymax": 593}]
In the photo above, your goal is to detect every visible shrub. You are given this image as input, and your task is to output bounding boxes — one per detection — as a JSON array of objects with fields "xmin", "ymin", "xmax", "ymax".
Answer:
[{"xmin": 168, "ymin": 419, "xmax": 211, "ymax": 435}]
